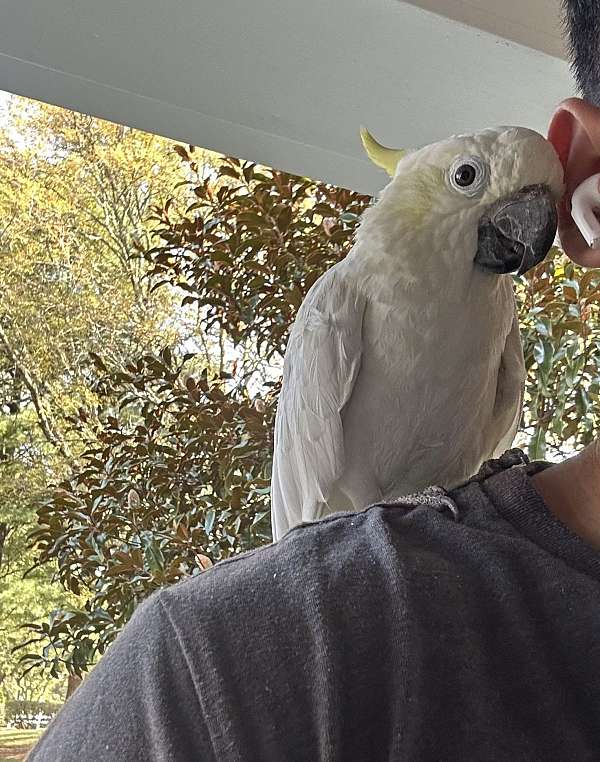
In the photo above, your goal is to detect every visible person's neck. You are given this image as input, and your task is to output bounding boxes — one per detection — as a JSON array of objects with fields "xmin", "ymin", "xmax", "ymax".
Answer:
[{"xmin": 531, "ymin": 440, "xmax": 600, "ymax": 552}]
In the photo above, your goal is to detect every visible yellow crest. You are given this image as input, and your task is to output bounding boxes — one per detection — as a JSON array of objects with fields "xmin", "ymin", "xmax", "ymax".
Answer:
[{"xmin": 360, "ymin": 127, "xmax": 407, "ymax": 177}]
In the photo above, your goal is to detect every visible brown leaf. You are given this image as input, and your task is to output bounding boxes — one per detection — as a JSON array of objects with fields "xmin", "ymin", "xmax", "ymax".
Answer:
[{"xmin": 195, "ymin": 554, "xmax": 213, "ymax": 571}]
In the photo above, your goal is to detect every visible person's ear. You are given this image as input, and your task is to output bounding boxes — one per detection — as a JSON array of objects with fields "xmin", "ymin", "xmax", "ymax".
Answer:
[{"xmin": 548, "ymin": 97, "xmax": 600, "ymax": 267}]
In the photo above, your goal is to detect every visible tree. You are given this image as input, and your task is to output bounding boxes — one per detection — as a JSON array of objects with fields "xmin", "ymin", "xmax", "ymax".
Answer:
[{"xmin": 0, "ymin": 97, "xmax": 192, "ymax": 452}]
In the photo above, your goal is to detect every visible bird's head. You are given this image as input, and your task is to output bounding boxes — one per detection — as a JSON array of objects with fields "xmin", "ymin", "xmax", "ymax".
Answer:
[{"xmin": 358, "ymin": 126, "xmax": 564, "ymax": 279}]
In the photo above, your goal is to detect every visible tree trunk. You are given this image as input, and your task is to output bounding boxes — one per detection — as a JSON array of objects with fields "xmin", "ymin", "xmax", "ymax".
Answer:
[
  {"xmin": 65, "ymin": 674, "xmax": 82, "ymax": 700},
  {"xmin": 0, "ymin": 522, "xmax": 7, "ymax": 568}
]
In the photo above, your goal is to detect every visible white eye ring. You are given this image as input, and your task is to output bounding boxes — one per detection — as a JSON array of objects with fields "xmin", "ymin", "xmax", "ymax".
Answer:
[{"xmin": 447, "ymin": 155, "xmax": 489, "ymax": 197}]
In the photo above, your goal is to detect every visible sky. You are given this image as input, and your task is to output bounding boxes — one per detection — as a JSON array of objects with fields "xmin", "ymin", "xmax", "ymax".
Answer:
[
  {"xmin": 0, "ymin": 88, "xmax": 11, "ymax": 113},
  {"xmin": 0, "ymin": 88, "xmax": 37, "ymax": 146}
]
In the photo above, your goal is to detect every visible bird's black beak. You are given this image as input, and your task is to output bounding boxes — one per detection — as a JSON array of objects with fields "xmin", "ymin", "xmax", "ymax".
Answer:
[{"xmin": 474, "ymin": 184, "xmax": 557, "ymax": 276}]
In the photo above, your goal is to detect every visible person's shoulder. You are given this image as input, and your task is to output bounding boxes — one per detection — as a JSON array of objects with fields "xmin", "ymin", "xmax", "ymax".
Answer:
[
  {"xmin": 157, "ymin": 510, "xmax": 365, "ymax": 602},
  {"xmin": 154, "ymin": 502, "xmax": 452, "ymax": 617}
]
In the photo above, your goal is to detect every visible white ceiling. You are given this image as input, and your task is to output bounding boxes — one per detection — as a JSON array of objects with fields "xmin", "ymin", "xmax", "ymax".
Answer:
[{"xmin": 0, "ymin": 0, "xmax": 576, "ymax": 195}]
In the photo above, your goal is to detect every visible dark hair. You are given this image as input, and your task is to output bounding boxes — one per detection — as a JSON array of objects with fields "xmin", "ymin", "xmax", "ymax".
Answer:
[{"xmin": 563, "ymin": 1, "xmax": 600, "ymax": 105}]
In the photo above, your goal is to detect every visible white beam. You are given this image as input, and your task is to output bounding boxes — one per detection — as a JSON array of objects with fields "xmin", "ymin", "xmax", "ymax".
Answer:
[{"xmin": 0, "ymin": 0, "xmax": 576, "ymax": 195}]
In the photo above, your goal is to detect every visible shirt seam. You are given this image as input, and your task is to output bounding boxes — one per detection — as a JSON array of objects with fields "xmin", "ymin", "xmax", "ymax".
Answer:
[{"xmin": 156, "ymin": 594, "xmax": 220, "ymax": 762}]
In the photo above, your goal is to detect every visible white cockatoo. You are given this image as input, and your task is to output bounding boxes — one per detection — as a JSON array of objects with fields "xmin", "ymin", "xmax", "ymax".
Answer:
[{"xmin": 271, "ymin": 126, "xmax": 563, "ymax": 540}]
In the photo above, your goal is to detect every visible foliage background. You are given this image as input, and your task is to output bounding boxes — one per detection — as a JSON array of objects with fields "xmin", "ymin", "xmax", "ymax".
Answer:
[{"xmin": 0, "ymin": 93, "xmax": 598, "ymax": 689}]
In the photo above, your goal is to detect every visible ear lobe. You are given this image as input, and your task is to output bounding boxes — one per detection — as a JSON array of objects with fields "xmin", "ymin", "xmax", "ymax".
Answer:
[{"xmin": 547, "ymin": 97, "xmax": 600, "ymax": 267}]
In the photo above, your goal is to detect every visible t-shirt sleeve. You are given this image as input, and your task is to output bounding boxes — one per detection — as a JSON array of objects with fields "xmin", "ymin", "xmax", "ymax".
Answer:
[
  {"xmin": 27, "ymin": 593, "xmax": 215, "ymax": 762},
  {"xmin": 28, "ymin": 506, "xmax": 426, "ymax": 761}
]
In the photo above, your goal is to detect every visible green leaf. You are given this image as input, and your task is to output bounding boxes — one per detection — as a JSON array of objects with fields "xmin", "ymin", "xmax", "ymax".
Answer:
[
  {"xmin": 204, "ymin": 509, "xmax": 215, "ymax": 535},
  {"xmin": 528, "ymin": 427, "xmax": 546, "ymax": 461}
]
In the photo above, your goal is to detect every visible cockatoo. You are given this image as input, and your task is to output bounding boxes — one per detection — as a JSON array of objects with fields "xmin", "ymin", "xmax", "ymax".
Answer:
[{"xmin": 271, "ymin": 126, "xmax": 563, "ymax": 540}]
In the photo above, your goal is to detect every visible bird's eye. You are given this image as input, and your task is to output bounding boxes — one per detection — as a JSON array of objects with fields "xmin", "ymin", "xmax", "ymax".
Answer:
[
  {"xmin": 454, "ymin": 164, "xmax": 477, "ymax": 187},
  {"xmin": 448, "ymin": 155, "xmax": 488, "ymax": 197}
]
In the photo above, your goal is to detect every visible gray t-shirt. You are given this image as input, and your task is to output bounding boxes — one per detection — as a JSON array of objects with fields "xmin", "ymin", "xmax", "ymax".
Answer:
[{"xmin": 29, "ymin": 453, "xmax": 600, "ymax": 760}]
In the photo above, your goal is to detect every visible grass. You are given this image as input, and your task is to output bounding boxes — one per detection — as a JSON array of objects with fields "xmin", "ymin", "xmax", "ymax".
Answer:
[{"xmin": 0, "ymin": 728, "xmax": 43, "ymax": 761}]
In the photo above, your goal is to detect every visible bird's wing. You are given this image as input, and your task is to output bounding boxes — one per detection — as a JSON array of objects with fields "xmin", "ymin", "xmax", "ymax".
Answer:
[
  {"xmin": 491, "ymin": 310, "xmax": 526, "ymax": 457},
  {"xmin": 270, "ymin": 269, "xmax": 366, "ymax": 540}
]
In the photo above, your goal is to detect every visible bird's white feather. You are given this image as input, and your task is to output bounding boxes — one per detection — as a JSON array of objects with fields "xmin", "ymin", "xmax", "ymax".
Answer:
[{"xmin": 270, "ymin": 264, "xmax": 365, "ymax": 539}]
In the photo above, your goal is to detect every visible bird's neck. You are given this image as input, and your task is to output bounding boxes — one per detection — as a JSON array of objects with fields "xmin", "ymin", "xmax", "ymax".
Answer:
[{"xmin": 346, "ymin": 235, "xmax": 473, "ymax": 302}]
